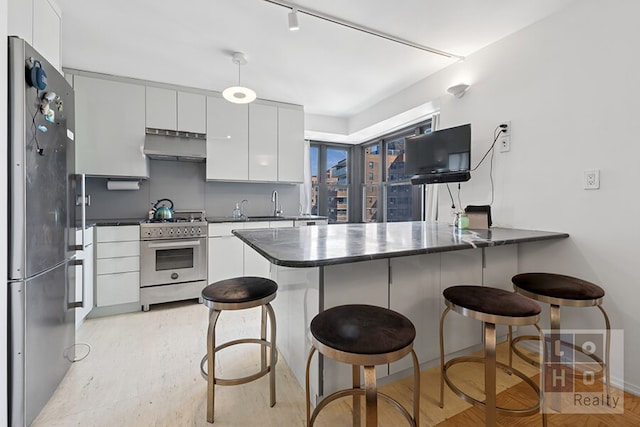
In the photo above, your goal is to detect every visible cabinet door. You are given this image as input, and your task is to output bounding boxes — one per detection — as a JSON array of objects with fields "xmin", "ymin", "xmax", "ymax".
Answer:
[
  {"xmin": 208, "ymin": 236, "xmax": 244, "ymax": 282},
  {"xmin": 96, "ymin": 272, "xmax": 140, "ymax": 306},
  {"xmin": 75, "ymin": 76, "xmax": 148, "ymax": 178},
  {"xmin": 146, "ymin": 87, "xmax": 177, "ymax": 130},
  {"xmin": 249, "ymin": 103, "xmax": 278, "ymax": 181},
  {"xmin": 389, "ymin": 253, "xmax": 441, "ymax": 373},
  {"xmin": 206, "ymin": 96, "xmax": 248, "ymax": 181},
  {"xmin": 33, "ymin": 0, "xmax": 61, "ymax": 71},
  {"xmin": 278, "ymin": 107, "xmax": 304, "ymax": 183},
  {"xmin": 178, "ymin": 92, "xmax": 206, "ymax": 133},
  {"xmin": 440, "ymin": 249, "xmax": 483, "ymax": 354}
]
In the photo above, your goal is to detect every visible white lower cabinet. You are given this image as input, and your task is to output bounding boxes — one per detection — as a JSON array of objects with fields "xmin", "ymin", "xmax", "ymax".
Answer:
[
  {"xmin": 95, "ymin": 226, "xmax": 140, "ymax": 307},
  {"xmin": 208, "ymin": 221, "xmax": 294, "ymax": 283}
]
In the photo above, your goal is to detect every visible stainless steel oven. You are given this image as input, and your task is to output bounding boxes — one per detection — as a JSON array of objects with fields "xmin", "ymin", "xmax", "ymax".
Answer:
[{"xmin": 140, "ymin": 220, "xmax": 207, "ymax": 311}]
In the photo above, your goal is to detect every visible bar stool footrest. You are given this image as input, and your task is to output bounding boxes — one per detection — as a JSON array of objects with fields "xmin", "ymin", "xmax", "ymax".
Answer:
[
  {"xmin": 511, "ymin": 335, "xmax": 605, "ymax": 379},
  {"xmin": 443, "ymin": 355, "xmax": 541, "ymax": 417},
  {"xmin": 200, "ymin": 338, "xmax": 278, "ymax": 384},
  {"xmin": 310, "ymin": 388, "xmax": 416, "ymax": 427}
]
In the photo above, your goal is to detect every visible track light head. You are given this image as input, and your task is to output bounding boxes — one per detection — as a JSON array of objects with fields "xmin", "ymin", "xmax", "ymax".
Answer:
[{"xmin": 288, "ymin": 8, "xmax": 300, "ymax": 31}]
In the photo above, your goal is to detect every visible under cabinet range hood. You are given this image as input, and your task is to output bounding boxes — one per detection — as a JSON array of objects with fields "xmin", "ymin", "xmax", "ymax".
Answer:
[{"xmin": 144, "ymin": 128, "xmax": 206, "ymax": 162}]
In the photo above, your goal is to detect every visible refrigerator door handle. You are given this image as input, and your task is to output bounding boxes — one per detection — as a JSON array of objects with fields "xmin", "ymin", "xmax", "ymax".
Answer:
[
  {"xmin": 69, "ymin": 259, "xmax": 85, "ymax": 309},
  {"xmin": 72, "ymin": 174, "xmax": 86, "ymax": 250}
]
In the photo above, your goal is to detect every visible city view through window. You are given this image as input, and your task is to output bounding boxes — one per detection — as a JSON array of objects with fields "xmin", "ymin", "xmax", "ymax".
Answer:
[{"xmin": 310, "ymin": 147, "xmax": 349, "ymax": 223}]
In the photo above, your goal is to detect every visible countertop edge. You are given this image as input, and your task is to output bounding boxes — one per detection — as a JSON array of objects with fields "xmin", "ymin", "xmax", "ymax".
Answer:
[{"xmin": 233, "ymin": 228, "xmax": 570, "ymax": 268}]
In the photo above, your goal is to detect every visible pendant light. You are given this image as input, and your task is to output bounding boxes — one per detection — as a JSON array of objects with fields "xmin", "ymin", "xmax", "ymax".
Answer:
[{"xmin": 223, "ymin": 52, "xmax": 257, "ymax": 104}]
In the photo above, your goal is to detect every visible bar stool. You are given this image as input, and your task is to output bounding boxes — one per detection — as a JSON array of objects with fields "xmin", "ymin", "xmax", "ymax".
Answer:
[
  {"xmin": 511, "ymin": 272, "xmax": 611, "ymax": 405},
  {"xmin": 199, "ymin": 276, "xmax": 277, "ymax": 423},
  {"xmin": 305, "ymin": 304, "xmax": 420, "ymax": 427},
  {"xmin": 439, "ymin": 285, "xmax": 546, "ymax": 427}
]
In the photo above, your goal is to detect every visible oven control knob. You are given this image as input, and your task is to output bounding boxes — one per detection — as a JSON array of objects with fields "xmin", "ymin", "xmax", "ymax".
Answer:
[{"xmin": 171, "ymin": 272, "xmax": 179, "ymax": 280}]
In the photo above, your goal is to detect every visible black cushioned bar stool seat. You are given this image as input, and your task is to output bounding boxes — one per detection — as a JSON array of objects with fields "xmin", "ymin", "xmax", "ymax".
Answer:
[
  {"xmin": 200, "ymin": 277, "xmax": 278, "ymax": 423},
  {"xmin": 439, "ymin": 286, "xmax": 546, "ymax": 427},
  {"xmin": 202, "ymin": 276, "xmax": 278, "ymax": 308},
  {"xmin": 510, "ymin": 273, "xmax": 612, "ymax": 407},
  {"xmin": 305, "ymin": 304, "xmax": 420, "ymax": 427}
]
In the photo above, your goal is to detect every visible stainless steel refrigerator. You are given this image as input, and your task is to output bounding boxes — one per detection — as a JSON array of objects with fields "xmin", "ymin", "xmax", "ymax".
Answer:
[{"xmin": 8, "ymin": 36, "xmax": 81, "ymax": 426}]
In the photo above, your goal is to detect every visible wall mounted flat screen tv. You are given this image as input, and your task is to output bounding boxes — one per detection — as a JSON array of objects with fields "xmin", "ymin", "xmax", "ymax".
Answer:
[{"xmin": 405, "ymin": 123, "xmax": 471, "ymax": 185}]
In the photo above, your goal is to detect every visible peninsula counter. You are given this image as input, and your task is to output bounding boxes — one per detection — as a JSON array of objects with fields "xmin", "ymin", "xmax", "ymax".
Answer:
[{"xmin": 232, "ymin": 221, "xmax": 568, "ymax": 402}]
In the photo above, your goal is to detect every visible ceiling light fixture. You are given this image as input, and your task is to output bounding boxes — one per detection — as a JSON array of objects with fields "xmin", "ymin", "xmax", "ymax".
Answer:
[
  {"xmin": 263, "ymin": 0, "xmax": 464, "ymax": 60},
  {"xmin": 222, "ymin": 52, "xmax": 257, "ymax": 104},
  {"xmin": 447, "ymin": 83, "xmax": 470, "ymax": 98},
  {"xmin": 288, "ymin": 8, "xmax": 300, "ymax": 31}
]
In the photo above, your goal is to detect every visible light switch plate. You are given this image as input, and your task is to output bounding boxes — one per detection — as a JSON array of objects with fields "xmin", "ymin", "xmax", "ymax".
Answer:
[{"xmin": 584, "ymin": 169, "xmax": 600, "ymax": 190}]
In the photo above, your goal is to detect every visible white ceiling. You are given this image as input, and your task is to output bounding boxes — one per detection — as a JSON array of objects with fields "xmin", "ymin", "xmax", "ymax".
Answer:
[{"xmin": 61, "ymin": 0, "xmax": 574, "ymax": 119}]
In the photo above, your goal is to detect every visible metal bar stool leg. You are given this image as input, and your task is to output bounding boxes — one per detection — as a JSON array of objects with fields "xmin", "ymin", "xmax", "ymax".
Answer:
[
  {"xmin": 411, "ymin": 349, "xmax": 420, "ymax": 427},
  {"xmin": 508, "ymin": 325, "xmax": 513, "ymax": 368},
  {"xmin": 439, "ymin": 306, "xmax": 451, "ymax": 408},
  {"xmin": 548, "ymin": 304, "xmax": 562, "ymax": 413},
  {"xmin": 352, "ymin": 365, "xmax": 361, "ymax": 426},
  {"xmin": 266, "ymin": 302, "xmax": 277, "ymax": 407},
  {"xmin": 207, "ymin": 308, "xmax": 221, "ymax": 423},
  {"xmin": 597, "ymin": 304, "xmax": 612, "ymax": 407},
  {"xmin": 534, "ymin": 323, "xmax": 548, "ymax": 427},
  {"xmin": 261, "ymin": 305, "xmax": 267, "ymax": 371},
  {"xmin": 484, "ymin": 322, "xmax": 497, "ymax": 427},
  {"xmin": 305, "ymin": 346, "xmax": 317, "ymax": 427},
  {"xmin": 364, "ymin": 366, "xmax": 377, "ymax": 427}
]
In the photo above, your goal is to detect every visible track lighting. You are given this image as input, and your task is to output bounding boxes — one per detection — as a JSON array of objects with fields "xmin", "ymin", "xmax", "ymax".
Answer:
[{"xmin": 288, "ymin": 8, "xmax": 299, "ymax": 31}]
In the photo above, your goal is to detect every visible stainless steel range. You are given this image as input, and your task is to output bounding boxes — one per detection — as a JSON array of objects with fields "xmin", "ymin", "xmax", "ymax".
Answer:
[{"xmin": 140, "ymin": 211, "xmax": 207, "ymax": 311}]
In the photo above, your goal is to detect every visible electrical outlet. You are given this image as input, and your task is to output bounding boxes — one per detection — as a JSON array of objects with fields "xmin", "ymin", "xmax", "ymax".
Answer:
[
  {"xmin": 500, "ymin": 121, "xmax": 511, "ymax": 137},
  {"xmin": 499, "ymin": 136, "xmax": 511, "ymax": 152},
  {"xmin": 584, "ymin": 169, "xmax": 600, "ymax": 190}
]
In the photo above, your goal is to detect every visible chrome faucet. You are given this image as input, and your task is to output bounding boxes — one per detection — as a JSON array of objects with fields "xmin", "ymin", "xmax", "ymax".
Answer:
[{"xmin": 271, "ymin": 190, "xmax": 283, "ymax": 217}]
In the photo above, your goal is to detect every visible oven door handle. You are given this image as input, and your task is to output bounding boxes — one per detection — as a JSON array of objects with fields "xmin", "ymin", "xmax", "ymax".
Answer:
[{"xmin": 147, "ymin": 240, "xmax": 202, "ymax": 249}]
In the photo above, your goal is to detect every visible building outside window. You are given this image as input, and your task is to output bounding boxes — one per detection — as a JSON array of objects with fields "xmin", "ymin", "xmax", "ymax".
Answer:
[
  {"xmin": 361, "ymin": 119, "xmax": 432, "ymax": 223},
  {"xmin": 310, "ymin": 144, "xmax": 351, "ymax": 223}
]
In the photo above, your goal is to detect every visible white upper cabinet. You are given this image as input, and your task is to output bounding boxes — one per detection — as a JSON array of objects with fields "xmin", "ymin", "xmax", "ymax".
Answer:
[
  {"xmin": 278, "ymin": 106, "xmax": 305, "ymax": 183},
  {"xmin": 74, "ymin": 75, "xmax": 149, "ymax": 178},
  {"xmin": 145, "ymin": 87, "xmax": 177, "ymax": 130},
  {"xmin": 178, "ymin": 91, "xmax": 207, "ymax": 134},
  {"xmin": 146, "ymin": 87, "xmax": 206, "ymax": 134},
  {"xmin": 207, "ymin": 97, "xmax": 304, "ymax": 183},
  {"xmin": 249, "ymin": 103, "xmax": 278, "ymax": 181},
  {"xmin": 10, "ymin": 0, "xmax": 62, "ymax": 71},
  {"xmin": 206, "ymin": 96, "xmax": 249, "ymax": 181}
]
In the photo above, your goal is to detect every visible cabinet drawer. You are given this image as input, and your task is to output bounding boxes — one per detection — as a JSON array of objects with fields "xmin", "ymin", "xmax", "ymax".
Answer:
[
  {"xmin": 269, "ymin": 220, "xmax": 294, "ymax": 228},
  {"xmin": 208, "ymin": 222, "xmax": 244, "ymax": 237},
  {"xmin": 96, "ymin": 272, "xmax": 140, "ymax": 307},
  {"xmin": 96, "ymin": 256, "xmax": 140, "ymax": 275},
  {"xmin": 96, "ymin": 225, "xmax": 140, "ymax": 243},
  {"xmin": 96, "ymin": 241, "xmax": 140, "ymax": 259},
  {"xmin": 244, "ymin": 221, "xmax": 270, "ymax": 230}
]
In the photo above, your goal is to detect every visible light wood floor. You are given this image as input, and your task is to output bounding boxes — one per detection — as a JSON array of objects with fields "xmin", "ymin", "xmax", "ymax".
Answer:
[{"xmin": 32, "ymin": 300, "xmax": 639, "ymax": 426}]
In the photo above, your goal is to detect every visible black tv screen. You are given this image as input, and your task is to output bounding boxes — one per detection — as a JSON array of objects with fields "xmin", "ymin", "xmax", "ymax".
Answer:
[{"xmin": 405, "ymin": 124, "xmax": 471, "ymax": 184}]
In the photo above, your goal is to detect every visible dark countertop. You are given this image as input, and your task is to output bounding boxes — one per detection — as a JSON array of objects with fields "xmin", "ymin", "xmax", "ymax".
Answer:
[
  {"xmin": 207, "ymin": 215, "xmax": 327, "ymax": 223},
  {"xmin": 83, "ymin": 219, "xmax": 143, "ymax": 227},
  {"xmin": 232, "ymin": 221, "xmax": 569, "ymax": 267}
]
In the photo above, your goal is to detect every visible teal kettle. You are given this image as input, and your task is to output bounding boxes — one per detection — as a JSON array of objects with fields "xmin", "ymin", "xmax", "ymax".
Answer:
[{"xmin": 153, "ymin": 198, "xmax": 174, "ymax": 220}]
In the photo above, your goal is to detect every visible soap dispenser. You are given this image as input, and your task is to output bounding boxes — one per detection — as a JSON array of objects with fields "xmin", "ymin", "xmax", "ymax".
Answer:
[{"xmin": 232, "ymin": 203, "xmax": 242, "ymax": 219}]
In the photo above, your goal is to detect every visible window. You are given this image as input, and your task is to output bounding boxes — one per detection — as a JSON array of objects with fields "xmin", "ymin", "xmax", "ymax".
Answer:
[
  {"xmin": 360, "ymin": 120, "xmax": 432, "ymax": 222},
  {"xmin": 310, "ymin": 143, "xmax": 351, "ymax": 223}
]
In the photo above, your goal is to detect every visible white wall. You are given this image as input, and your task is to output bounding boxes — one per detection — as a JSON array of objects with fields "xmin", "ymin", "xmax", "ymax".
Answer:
[
  {"xmin": 355, "ymin": 0, "xmax": 640, "ymax": 392},
  {"xmin": 1, "ymin": 0, "xmax": 10, "ymax": 423}
]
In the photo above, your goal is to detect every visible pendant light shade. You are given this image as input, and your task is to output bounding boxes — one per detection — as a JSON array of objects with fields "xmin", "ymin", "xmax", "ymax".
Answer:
[{"xmin": 223, "ymin": 52, "xmax": 256, "ymax": 104}]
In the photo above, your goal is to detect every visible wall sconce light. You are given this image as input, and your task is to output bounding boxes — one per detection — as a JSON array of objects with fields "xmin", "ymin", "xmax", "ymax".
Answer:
[{"xmin": 447, "ymin": 83, "xmax": 470, "ymax": 98}]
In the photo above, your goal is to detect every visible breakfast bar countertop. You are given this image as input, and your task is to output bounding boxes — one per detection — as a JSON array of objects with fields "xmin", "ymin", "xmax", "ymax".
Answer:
[{"xmin": 232, "ymin": 221, "xmax": 569, "ymax": 268}]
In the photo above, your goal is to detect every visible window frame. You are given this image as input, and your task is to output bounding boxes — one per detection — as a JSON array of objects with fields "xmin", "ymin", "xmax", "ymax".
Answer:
[
  {"xmin": 309, "ymin": 142, "xmax": 354, "ymax": 223},
  {"xmin": 358, "ymin": 119, "xmax": 433, "ymax": 223}
]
